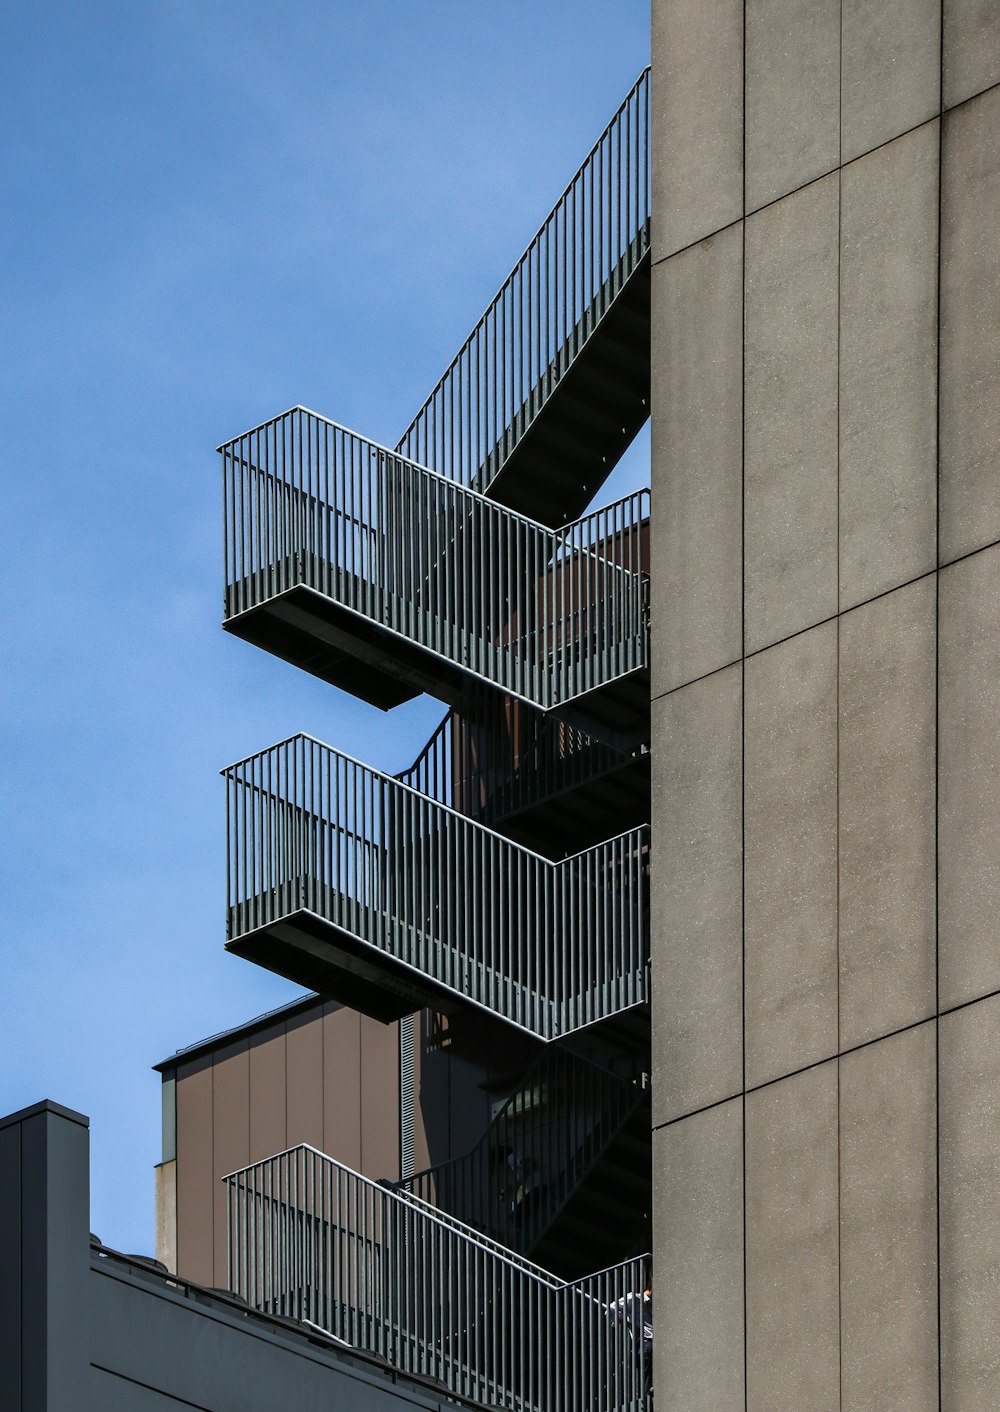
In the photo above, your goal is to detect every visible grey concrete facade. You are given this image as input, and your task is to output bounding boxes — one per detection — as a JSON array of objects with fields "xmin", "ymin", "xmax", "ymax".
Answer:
[{"xmin": 650, "ymin": 4, "xmax": 1000, "ymax": 1408}]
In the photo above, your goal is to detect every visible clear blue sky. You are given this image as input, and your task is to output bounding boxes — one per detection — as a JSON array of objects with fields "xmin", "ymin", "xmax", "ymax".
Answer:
[{"xmin": 0, "ymin": 0, "xmax": 650, "ymax": 1254}]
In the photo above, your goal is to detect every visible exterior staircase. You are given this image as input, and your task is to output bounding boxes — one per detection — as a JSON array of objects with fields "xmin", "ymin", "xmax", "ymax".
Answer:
[
  {"xmin": 396, "ymin": 697, "xmax": 649, "ymax": 858},
  {"xmin": 219, "ymin": 69, "xmax": 655, "ymax": 1410},
  {"xmin": 226, "ymin": 1143, "xmax": 651, "ymax": 1412},
  {"xmin": 219, "ymin": 410, "xmax": 649, "ymax": 743},
  {"xmin": 224, "ymin": 733, "xmax": 648, "ymax": 1041},
  {"xmin": 393, "ymin": 1045, "xmax": 650, "ymax": 1280},
  {"xmin": 397, "ymin": 68, "xmax": 651, "ymax": 529}
]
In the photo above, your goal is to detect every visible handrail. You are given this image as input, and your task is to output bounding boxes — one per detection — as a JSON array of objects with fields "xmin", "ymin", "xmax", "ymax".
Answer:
[
  {"xmin": 394, "ymin": 1046, "xmax": 647, "ymax": 1259},
  {"xmin": 396, "ymin": 68, "xmax": 651, "ymax": 492},
  {"xmin": 225, "ymin": 1143, "xmax": 652, "ymax": 1412},
  {"xmin": 224, "ymin": 734, "xmax": 649, "ymax": 1039},
  {"xmin": 220, "ymin": 408, "xmax": 649, "ymax": 713},
  {"xmin": 394, "ymin": 692, "xmax": 633, "ymax": 830}
]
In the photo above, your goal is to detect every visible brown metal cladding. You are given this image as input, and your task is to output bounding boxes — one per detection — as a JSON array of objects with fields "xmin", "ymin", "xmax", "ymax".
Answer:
[
  {"xmin": 321, "ymin": 1003, "xmax": 362, "ymax": 1167},
  {"xmin": 286, "ymin": 1009, "xmax": 324, "ymax": 1150},
  {"xmin": 360, "ymin": 1013, "xmax": 400, "ymax": 1179},
  {"xmin": 174, "ymin": 1052, "xmax": 214, "ymax": 1287},
  {"xmin": 210, "ymin": 1039, "xmax": 250, "ymax": 1284}
]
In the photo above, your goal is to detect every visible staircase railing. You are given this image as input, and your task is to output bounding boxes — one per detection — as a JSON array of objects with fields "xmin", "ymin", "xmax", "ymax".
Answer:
[
  {"xmin": 396, "ymin": 68, "xmax": 651, "ymax": 493},
  {"xmin": 225, "ymin": 733, "xmax": 649, "ymax": 1039},
  {"xmin": 394, "ymin": 1046, "xmax": 647, "ymax": 1258},
  {"xmin": 220, "ymin": 408, "xmax": 649, "ymax": 712},
  {"xmin": 226, "ymin": 1143, "xmax": 651, "ymax": 1412},
  {"xmin": 395, "ymin": 696, "xmax": 632, "ymax": 831}
]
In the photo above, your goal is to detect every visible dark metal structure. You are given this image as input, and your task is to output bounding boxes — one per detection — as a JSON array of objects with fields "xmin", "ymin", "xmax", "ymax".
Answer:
[
  {"xmin": 226, "ymin": 1144, "xmax": 650, "ymax": 1412},
  {"xmin": 214, "ymin": 66, "xmax": 654, "ymax": 1412},
  {"xmin": 224, "ymin": 733, "xmax": 648, "ymax": 1037},
  {"xmin": 396, "ymin": 68, "xmax": 650, "ymax": 528},
  {"xmin": 394, "ymin": 1046, "xmax": 651, "ymax": 1278},
  {"xmin": 220, "ymin": 409, "xmax": 650, "ymax": 738}
]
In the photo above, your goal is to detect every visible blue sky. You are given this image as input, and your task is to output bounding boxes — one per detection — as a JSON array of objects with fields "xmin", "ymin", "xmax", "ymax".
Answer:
[{"xmin": 0, "ymin": 1, "xmax": 650, "ymax": 1253}]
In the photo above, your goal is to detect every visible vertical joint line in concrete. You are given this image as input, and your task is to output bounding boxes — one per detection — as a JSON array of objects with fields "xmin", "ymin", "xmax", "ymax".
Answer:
[
  {"xmin": 741, "ymin": 4, "xmax": 749, "ymax": 1405},
  {"xmin": 934, "ymin": 7, "xmax": 944, "ymax": 1403},
  {"xmin": 836, "ymin": 2, "xmax": 844, "ymax": 1405}
]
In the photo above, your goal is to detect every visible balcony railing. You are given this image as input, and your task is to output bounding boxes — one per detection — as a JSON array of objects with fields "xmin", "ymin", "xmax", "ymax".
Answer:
[
  {"xmin": 225, "ymin": 733, "xmax": 649, "ymax": 1039},
  {"xmin": 396, "ymin": 695, "xmax": 633, "ymax": 833},
  {"xmin": 394, "ymin": 1046, "xmax": 648, "ymax": 1263},
  {"xmin": 220, "ymin": 408, "xmax": 649, "ymax": 714},
  {"xmin": 396, "ymin": 67, "xmax": 651, "ymax": 496},
  {"xmin": 226, "ymin": 1144, "xmax": 651, "ymax": 1412}
]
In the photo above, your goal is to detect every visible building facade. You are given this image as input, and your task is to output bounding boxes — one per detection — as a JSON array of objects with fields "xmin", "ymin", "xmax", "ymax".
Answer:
[
  {"xmin": 155, "ymin": 993, "xmax": 541, "ymax": 1288},
  {"xmin": 650, "ymin": 2, "xmax": 1000, "ymax": 1408},
  {"xmin": 11, "ymin": 7, "xmax": 999, "ymax": 1409}
]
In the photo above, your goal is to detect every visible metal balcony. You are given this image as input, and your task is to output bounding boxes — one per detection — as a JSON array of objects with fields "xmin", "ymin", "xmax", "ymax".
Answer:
[
  {"xmin": 224, "ymin": 734, "xmax": 648, "ymax": 1039},
  {"xmin": 397, "ymin": 697, "xmax": 649, "ymax": 858},
  {"xmin": 226, "ymin": 1144, "xmax": 651, "ymax": 1412},
  {"xmin": 397, "ymin": 68, "xmax": 651, "ymax": 528},
  {"xmin": 220, "ymin": 410, "xmax": 649, "ymax": 741},
  {"xmin": 394, "ymin": 1046, "xmax": 650, "ymax": 1280}
]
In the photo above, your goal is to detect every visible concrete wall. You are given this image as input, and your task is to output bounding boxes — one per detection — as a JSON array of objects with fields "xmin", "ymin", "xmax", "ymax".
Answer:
[{"xmin": 650, "ymin": 4, "xmax": 1000, "ymax": 1407}]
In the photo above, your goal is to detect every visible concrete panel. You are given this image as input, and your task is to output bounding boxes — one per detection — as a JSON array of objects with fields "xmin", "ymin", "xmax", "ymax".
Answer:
[
  {"xmin": 838, "ymin": 579, "xmax": 937, "ymax": 1049},
  {"xmin": 248, "ymin": 1029, "xmax": 286, "ymax": 1165},
  {"xmin": 939, "ymin": 545, "xmax": 1000, "ymax": 1009},
  {"xmin": 745, "ymin": 175, "xmax": 839, "ymax": 651},
  {"xmin": 744, "ymin": 622, "xmax": 838, "ymax": 1087},
  {"xmin": 286, "ymin": 1008, "xmax": 324, "ymax": 1149},
  {"xmin": 174, "ymin": 1055, "xmax": 214, "ymax": 1287},
  {"xmin": 839, "ymin": 122, "xmax": 939, "ymax": 609},
  {"xmin": 322, "ymin": 1003, "xmax": 361, "ymax": 1169},
  {"xmin": 745, "ymin": 0, "xmax": 840, "ymax": 210},
  {"xmin": 944, "ymin": 0, "xmax": 1000, "ymax": 108},
  {"xmin": 745, "ymin": 1062, "xmax": 840, "ymax": 1412},
  {"xmin": 841, "ymin": 0, "xmax": 940, "ymax": 162},
  {"xmin": 211, "ymin": 1039, "xmax": 250, "ymax": 1288},
  {"xmin": 840, "ymin": 1024, "xmax": 938, "ymax": 1412},
  {"xmin": 652, "ymin": 0, "xmax": 743, "ymax": 258},
  {"xmin": 154, "ymin": 1161, "xmax": 176, "ymax": 1275},
  {"xmin": 940, "ymin": 86, "xmax": 1000, "ymax": 563},
  {"xmin": 651, "ymin": 226, "xmax": 743, "ymax": 694},
  {"xmin": 652, "ymin": 665, "xmax": 743, "ymax": 1123},
  {"xmin": 940, "ymin": 992, "xmax": 1000, "ymax": 1408},
  {"xmin": 653, "ymin": 1099, "xmax": 744, "ymax": 1410}
]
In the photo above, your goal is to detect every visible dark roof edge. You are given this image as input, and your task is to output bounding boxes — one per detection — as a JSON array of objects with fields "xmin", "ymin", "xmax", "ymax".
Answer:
[
  {"xmin": 91, "ymin": 1242, "xmax": 504, "ymax": 1412},
  {"xmin": 153, "ymin": 992, "xmax": 325, "ymax": 1073},
  {"xmin": 0, "ymin": 1099, "xmax": 90, "ymax": 1132}
]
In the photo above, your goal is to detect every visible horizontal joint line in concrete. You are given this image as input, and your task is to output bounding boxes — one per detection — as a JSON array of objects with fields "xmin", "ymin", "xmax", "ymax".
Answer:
[
  {"xmin": 652, "ymin": 982, "xmax": 1000, "ymax": 1133},
  {"xmin": 651, "ymin": 82, "xmax": 1000, "ymax": 272},
  {"xmin": 651, "ymin": 534, "xmax": 1000, "ymax": 706}
]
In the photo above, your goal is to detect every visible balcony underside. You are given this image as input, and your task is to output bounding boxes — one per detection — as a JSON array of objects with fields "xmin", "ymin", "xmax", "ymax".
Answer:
[
  {"xmin": 488, "ymin": 749, "xmax": 650, "ymax": 857},
  {"xmin": 223, "ymin": 585, "xmax": 423, "ymax": 711},
  {"xmin": 226, "ymin": 910, "xmax": 453, "ymax": 1025},
  {"xmin": 227, "ymin": 903, "xmax": 645, "ymax": 1044},
  {"xmin": 568, "ymin": 999, "xmax": 650, "ymax": 1063},
  {"xmin": 224, "ymin": 582, "xmax": 649, "ymax": 747},
  {"xmin": 474, "ymin": 249, "xmax": 651, "ymax": 529}
]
